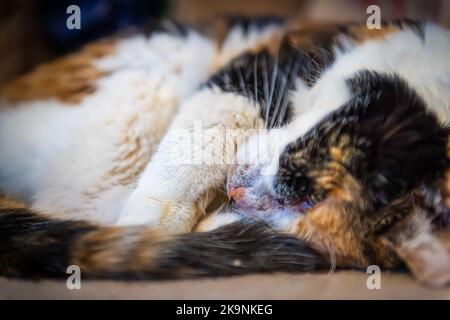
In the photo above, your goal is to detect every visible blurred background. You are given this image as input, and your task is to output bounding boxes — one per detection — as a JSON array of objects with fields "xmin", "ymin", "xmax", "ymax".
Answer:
[{"xmin": 0, "ymin": 0, "xmax": 449, "ymax": 86}]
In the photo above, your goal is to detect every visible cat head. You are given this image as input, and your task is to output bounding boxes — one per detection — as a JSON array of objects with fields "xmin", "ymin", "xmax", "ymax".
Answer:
[{"xmin": 227, "ymin": 70, "xmax": 450, "ymax": 282}]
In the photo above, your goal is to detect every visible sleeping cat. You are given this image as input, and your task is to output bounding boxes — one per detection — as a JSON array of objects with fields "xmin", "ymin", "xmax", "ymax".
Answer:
[{"xmin": 0, "ymin": 18, "xmax": 449, "ymax": 286}]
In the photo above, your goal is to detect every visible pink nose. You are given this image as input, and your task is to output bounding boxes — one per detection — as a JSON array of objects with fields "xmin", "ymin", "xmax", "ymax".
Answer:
[{"xmin": 228, "ymin": 186, "xmax": 246, "ymax": 202}]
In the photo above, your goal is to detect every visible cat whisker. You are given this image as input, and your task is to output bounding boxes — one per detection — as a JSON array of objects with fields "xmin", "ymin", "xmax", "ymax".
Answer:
[
  {"xmin": 266, "ymin": 55, "xmax": 278, "ymax": 127},
  {"xmin": 237, "ymin": 67, "xmax": 246, "ymax": 96},
  {"xmin": 269, "ymin": 54, "xmax": 293, "ymax": 128},
  {"xmin": 262, "ymin": 53, "xmax": 270, "ymax": 127},
  {"xmin": 146, "ymin": 196, "xmax": 182, "ymax": 208},
  {"xmin": 276, "ymin": 57, "xmax": 299, "ymax": 127},
  {"xmin": 254, "ymin": 54, "xmax": 258, "ymax": 105}
]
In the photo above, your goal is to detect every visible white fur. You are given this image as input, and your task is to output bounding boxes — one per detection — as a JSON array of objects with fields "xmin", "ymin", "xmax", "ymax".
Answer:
[
  {"xmin": 1, "ymin": 22, "xmax": 449, "ymax": 234},
  {"xmin": 115, "ymin": 88, "xmax": 262, "ymax": 231},
  {"xmin": 0, "ymin": 30, "xmax": 216, "ymax": 224},
  {"xmin": 330, "ymin": 23, "xmax": 450, "ymax": 122},
  {"xmin": 0, "ymin": 25, "xmax": 278, "ymax": 230}
]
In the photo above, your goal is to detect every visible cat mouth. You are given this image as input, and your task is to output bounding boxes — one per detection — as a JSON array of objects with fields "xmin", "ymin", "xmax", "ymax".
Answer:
[
  {"xmin": 227, "ymin": 183, "xmax": 314, "ymax": 216},
  {"xmin": 226, "ymin": 165, "xmax": 316, "ymax": 219}
]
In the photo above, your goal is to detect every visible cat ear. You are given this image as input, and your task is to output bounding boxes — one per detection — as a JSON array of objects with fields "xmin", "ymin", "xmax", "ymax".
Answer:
[{"xmin": 381, "ymin": 207, "xmax": 450, "ymax": 287}]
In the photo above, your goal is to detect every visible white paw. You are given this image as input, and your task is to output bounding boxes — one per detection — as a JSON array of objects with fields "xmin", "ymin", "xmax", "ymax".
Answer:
[
  {"xmin": 116, "ymin": 195, "xmax": 200, "ymax": 234},
  {"xmin": 116, "ymin": 196, "xmax": 167, "ymax": 227}
]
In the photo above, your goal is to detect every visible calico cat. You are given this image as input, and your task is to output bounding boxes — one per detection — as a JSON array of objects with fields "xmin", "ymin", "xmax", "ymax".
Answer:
[{"xmin": 0, "ymin": 18, "xmax": 449, "ymax": 286}]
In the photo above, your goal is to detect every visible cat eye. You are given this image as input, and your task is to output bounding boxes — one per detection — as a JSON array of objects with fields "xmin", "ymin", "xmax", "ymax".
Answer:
[{"xmin": 295, "ymin": 195, "xmax": 316, "ymax": 211}]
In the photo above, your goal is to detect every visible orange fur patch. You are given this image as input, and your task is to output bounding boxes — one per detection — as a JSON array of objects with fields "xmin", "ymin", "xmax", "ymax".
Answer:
[
  {"xmin": 286, "ymin": 21, "xmax": 399, "ymax": 50},
  {"xmin": 0, "ymin": 38, "xmax": 116, "ymax": 105},
  {"xmin": 442, "ymin": 170, "xmax": 450, "ymax": 208},
  {"xmin": 315, "ymin": 137, "xmax": 361, "ymax": 202},
  {"xmin": 72, "ymin": 226, "xmax": 164, "ymax": 273},
  {"xmin": 0, "ymin": 195, "xmax": 26, "ymax": 209},
  {"xmin": 296, "ymin": 200, "xmax": 368, "ymax": 267},
  {"xmin": 285, "ymin": 22, "xmax": 341, "ymax": 49}
]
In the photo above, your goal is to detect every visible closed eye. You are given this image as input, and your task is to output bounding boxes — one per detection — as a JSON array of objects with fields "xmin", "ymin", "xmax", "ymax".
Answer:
[
  {"xmin": 301, "ymin": 196, "xmax": 315, "ymax": 211},
  {"xmin": 288, "ymin": 195, "xmax": 316, "ymax": 212}
]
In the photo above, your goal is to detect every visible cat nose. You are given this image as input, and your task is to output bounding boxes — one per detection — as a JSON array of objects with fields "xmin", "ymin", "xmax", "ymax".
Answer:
[{"xmin": 228, "ymin": 186, "xmax": 246, "ymax": 202}]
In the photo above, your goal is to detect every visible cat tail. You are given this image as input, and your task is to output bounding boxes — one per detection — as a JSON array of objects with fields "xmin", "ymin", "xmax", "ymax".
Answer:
[{"xmin": 0, "ymin": 196, "xmax": 327, "ymax": 279}]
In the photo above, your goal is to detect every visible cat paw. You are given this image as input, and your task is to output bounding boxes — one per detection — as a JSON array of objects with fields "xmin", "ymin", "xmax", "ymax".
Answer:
[
  {"xmin": 115, "ymin": 197, "xmax": 168, "ymax": 226},
  {"xmin": 116, "ymin": 196, "xmax": 199, "ymax": 234}
]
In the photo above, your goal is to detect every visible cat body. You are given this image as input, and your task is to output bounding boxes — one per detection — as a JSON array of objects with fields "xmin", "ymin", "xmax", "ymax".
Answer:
[{"xmin": 0, "ymin": 19, "xmax": 449, "ymax": 286}]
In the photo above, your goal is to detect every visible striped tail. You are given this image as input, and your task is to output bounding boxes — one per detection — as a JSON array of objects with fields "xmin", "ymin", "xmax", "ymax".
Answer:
[{"xmin": 0, "ymin": 196, "xmax": 327, "ymax": 279}]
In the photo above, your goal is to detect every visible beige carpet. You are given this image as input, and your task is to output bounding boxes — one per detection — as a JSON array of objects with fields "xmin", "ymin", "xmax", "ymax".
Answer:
[{"xmin": 1, "ymin": 271, "xmax": 449, "ymax": 299}]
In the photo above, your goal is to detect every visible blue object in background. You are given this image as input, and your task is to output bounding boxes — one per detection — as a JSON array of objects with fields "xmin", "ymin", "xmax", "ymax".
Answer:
[{"xmin": 38, "ymin": 0, "xmax": 170, "ymax": 53}]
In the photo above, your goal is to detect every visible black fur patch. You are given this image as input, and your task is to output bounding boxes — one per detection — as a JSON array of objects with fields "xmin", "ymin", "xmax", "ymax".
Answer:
[
  {"xmin": 0, "ymin": 206, "xmax": 327, "ymax": 280},
  {"xmin": 345, "ymin": 71, "xmax": 448, "ymax": 207},
  {"xmin": 0, "ymin": 207, "xmax": 97, "ymax": 278},
  {"xmin": 207, "ymin": 50, "xmax": 296, "ymax": 128},
  {"xmin": 206, "ymin": 25, "xmax": 342, "ymax": 128},
  {"xmin": 275, "ymin": 71, "xmax": 449, "ymax": 211},
  {"xmin": 389, "ymin": 19, "xmax": 425, "ymax": 40},
  {"xmin": 152, "ymin": 220, "xmax": 328, "ymax": 279}
]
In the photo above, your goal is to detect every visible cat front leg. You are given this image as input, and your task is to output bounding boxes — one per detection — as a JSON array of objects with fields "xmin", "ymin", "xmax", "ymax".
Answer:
[{"xmin": 116, "ymin": 87, "xmax": 262, "ymax": 233}]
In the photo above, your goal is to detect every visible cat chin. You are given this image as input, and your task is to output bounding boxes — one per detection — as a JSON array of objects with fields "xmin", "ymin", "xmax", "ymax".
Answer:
[
  {"xmin": 227, "ymin": 178, "xmax": 311, "ymax": 217},
  {"xmin": 196, "ymin": 202, "xmax": 302, "ymax": 236},
  {"xmin": 243, "ymin": 207, "xmax": 303, "ymax": 234},
  {"xmin": 227, "ymin": 194, "xmax": 305, "ymax": 234}
]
